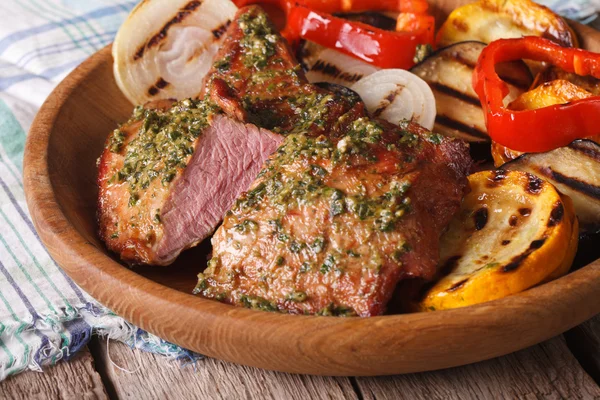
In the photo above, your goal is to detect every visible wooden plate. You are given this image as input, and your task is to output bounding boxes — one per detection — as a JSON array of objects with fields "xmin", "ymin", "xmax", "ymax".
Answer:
[{"xmin": 23, "ymin": 0, "xmax": 600, "ymax": 376}]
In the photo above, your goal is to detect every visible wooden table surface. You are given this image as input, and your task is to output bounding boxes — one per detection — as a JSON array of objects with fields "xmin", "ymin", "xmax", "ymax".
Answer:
[{"xmin": 1, "ymin": 313, "xmax": 598, "ymax": 399}]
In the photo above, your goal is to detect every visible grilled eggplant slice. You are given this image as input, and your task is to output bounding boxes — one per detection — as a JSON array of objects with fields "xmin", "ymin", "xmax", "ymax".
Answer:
[
  {"xmin": 297, "ymin": 40, "xmax": 379, "ymax": 87},
  {"xmin": 416, "ymin": 170, "xmax": 577, "ymax": 311},
  {"xmin": 502, "ymin": 140, "xmax": 600, "ymax": 234},
  {"xmin": 410, "ymin": 41, "xmax": 531, "ymax": 145},
  {"xmin": 436, "ymin": 0, "xmax": 577, "ymax": 48}
]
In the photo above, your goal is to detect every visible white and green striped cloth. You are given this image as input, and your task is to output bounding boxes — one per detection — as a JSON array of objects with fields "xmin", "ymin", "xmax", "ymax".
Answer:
[
  {"xmin": 0, "ymin": 0, "xmax": 597, "ymax": 382},
  {"xmin": 0, "ymin": 0, "xmax": 201, "ymax": 382}
]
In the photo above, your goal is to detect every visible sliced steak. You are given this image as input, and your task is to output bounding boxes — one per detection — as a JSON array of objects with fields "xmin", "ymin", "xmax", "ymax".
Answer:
[
  {"xmin": 197, "ymin": 114, "xmax": 471, "ymax": 317},
  {"xmin": 97, "ymin": 99, "xmax": 283, "ymax": 265},
  {"xmin": 194, "ymin": 6, "xmax": 472, "ymax": 316}
]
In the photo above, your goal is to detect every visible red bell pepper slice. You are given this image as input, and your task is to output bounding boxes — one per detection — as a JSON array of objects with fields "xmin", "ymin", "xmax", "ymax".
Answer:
[
  {"xmin": 286, "ymin": 6, "xmax": 434, "ymax": 69},
  {"xmin": 233, "ymin": 0, "xmax": 429, "ymax": 14},
  {"xmin": 473, "ymin": 36, "xmax": 600, "ymax": 153}
]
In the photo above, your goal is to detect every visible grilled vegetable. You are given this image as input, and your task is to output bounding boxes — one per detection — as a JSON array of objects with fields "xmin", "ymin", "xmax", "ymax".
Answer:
[
  {"xmin": 492, "ymin": 79, "xmax": 598, "ymax": 166},
  {"xmin": 436, "ymin": 0, "xmax": 577, "ymax": 48},
  {"xmin": 285, "ymin": 5, "xmax": 433, "ymax": 69},
  {"xmin": 473, "ymin": 37, "xmax": 600, "ymax": 153},
  {"xmin": 533, "ymin": 66, "xmax": 600, "ymax": 96},
  {"xmin": 502, "ymin": 140, "xmax": 600, "ymax": 234},
  {"xmin": 113, "ymin": 0, "xmax": 237, "ymax": 105},
  {"xmin": 297, "ymin": 41, "xmax": 379, "ymax": 86},
  {"xmin": 410, "ymin": 41, "xmax": 531, "ymax": 143},
  {"xmin": 416, "ymin": 170, "xmax": 578, "ymax": 311},
  {"xmin": 352, "ymin": 69, "xmax": 436, "ymax": 129}
]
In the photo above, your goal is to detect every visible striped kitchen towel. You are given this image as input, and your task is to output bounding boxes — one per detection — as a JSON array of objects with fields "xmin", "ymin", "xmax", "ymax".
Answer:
[
  {"xmin": 0, "ymin": 0, "xmax": 597, "ymax": 382},
  {"xmin": 0, "ymin": 0, "xmax": 202, "ymax": 382}
]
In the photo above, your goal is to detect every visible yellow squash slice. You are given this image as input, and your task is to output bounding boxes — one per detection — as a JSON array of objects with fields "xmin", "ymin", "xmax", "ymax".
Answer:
[
  {"xmin": 417, "ymin": 170, "xmax": 577, "ymax": 312},
  {"xmin": 436, "ymin": 0, "xmax": 577, "ymax": 48}
]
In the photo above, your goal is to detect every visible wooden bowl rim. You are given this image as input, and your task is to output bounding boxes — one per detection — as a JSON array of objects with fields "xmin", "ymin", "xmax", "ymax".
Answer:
[{"xmin": 23, "ymin": 43, "xmax": 600, "ymax": 376}]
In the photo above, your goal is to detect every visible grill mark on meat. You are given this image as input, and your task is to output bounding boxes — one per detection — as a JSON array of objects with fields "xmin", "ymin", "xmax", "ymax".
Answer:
[
  {"xmin": 133, "ymin": 0, "xmax": 204, "ymax": 61},
  {"xmin": 502, "ymin": 238, "xmax": 546, "ymax": 272},
  {"xmin": 147, "ymin": 78, "xmax": 170, "ymax": 96},
  {"xmin": 525, "ymin": 173, "xmax": 544, "ymax": 194},
  {"xmin": 429, "ymin": 82, "xmax": 481, "ymax": 107},
  {"xmin": 473, "ymin": 207, "xmax": 488, "ymax": 230},
  {"xmin": 548, "ymin": 201, "xmax": 564, "ymax": 227},
  {"xmin": 212, "ymin": 21, "xmax": 231, "ymax": 39},
  {"xmin": 538, "ymin": 166, "xmax": 600, "ymax": 200},
  {"xmin": 310, "ymin": 60, "xmax": 365, "ymax": 83},
  {"xmin": 435, "ymin": 115, "xmax": 489, "ymax": 140},
  {"xmin": 373, "ymin": 85, "xmax": 405, "ymax": 117}
]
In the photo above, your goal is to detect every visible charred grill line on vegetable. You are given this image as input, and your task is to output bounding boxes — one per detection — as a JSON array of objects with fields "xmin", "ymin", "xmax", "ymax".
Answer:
[
  {"xmin": 502, "ymin": 238, "xmax": 547, "ymax": 273},
  {"xmin": 548, "ymin": 201, "xmax": 564, "ymax": 227},
  {"xmin": 134, "ymin": 0, "xmax": 204, "ymax": 61},
  {"xmin": 569, "ymin": 140, "xmax": 600, "ymax": 161},
  {"xmin": 447, "ymin": 278, "xmax": 468, "ymax": 292},
  {"xmin": 147, "ymin": 78, "xmax": 170, "ymax": 96},
  {"xmin": 473, "ymin": 207, "xmax": 488, "ymax": 230},
  {"xmin": 434, "ymin": 115, "xmax": 489, "ymax": 140},
  {"xmin": 428, "ymin": 82, "xmax": 481, "ymax": 107},
  {"xmin": 212, "ymin": 21, "xmax": 231, "ymax": 39},
  {"xmin": 541, "ymin": 169, "xmax": 600, "ymax": 200}
]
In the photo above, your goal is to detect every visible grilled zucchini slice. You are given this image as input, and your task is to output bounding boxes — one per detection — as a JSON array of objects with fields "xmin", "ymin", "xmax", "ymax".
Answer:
[
  {"xmin": 410, "ymin": 41, "xmax": 531, "ymax": 145},
  {"xmin": 436, "ymin": 0, "xmax": 577, "ymax": 48},
  {"xmin": 502, "ymin": 140, "xmax": 600, "ymax": 234},
  {"xmin": 417, "ymin": 170, "xmax": 577, "ymax": 311}
]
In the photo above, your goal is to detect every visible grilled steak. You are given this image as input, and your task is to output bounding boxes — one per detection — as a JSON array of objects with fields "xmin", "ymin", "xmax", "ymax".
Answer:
[
  {"xmin": 195, "ymin": 7, "xmax": 472, "ymax": 316},
  {"xmin": 97, "ymin": 99, "xmax": 283, "ymax": 265}
]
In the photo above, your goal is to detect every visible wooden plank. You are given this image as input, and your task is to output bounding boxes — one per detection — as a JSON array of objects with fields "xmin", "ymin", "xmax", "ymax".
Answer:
[
  {"xmin": 355, "ymin": 336, "xmax": 600, "ymax": 399},
  {"xmin": 0, "ymin": 347, "xmax": 107, "ymax": 400},
  {"xmin": 565, "ymin": 314, "xmax": 600, "ymax": 384},
  {"xmin": 89, "ymin": 337, "xmax": 357, "ymax": 400}
]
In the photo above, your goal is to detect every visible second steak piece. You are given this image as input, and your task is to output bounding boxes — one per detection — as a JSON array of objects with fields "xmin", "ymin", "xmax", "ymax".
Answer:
[{"xmin": 196, "ymin": 115, "xmax": 471, "ymax": 317}]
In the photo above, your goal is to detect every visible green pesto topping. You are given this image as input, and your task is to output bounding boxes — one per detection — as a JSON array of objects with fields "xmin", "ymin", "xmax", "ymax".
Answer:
[
  {"xmin": 317, "ymin": 303, "xmax": 357, "ymax": 317},
  {"xmin": 285, "ymin": 291, "xmax": 307, "ymax": 302},
  {"xmin": 213, "ymin": 56, "xmax": 231, "ymax": 72},
  {"xmin": 108, "ymin": 129, "xmax": 126, "ymax": 153},
  {"xmin": 234, "ymin": 219, "xmax": 259, "ymax": 234},
  {"xmin": 425, "ymin": 132, "xmax": 444, "ymax": 144},
  {"xmin": 238, "ymin": 11, "xmax": 277, "ymax": 69},
  {"xmin": 288, "ymin": 92, "xmax": 335, "ymax": 133},
  {"xmin": 234, "ymin": 131, "xmax": 414, "ymax": 232},
  {"xmin": 413, "ymin": 43, "xmax": 434, "ymax": 64},
  {"xmin": 240, "ymin": 294, "xmax": 278, "ymax": 312},
  {"xmin": 111, "ymin": 99, "xmax": 219, "ymax": 206},
  {"xmin": 320, "ymin": 254, "xmax": 336, "ymax": 274}
]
